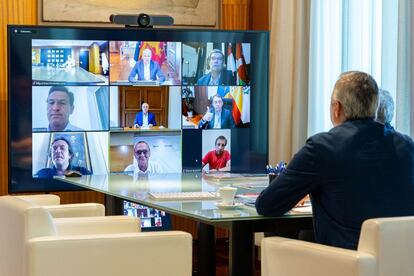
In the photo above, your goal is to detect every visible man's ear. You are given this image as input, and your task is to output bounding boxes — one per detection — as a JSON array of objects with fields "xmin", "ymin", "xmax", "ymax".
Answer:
[
  {"xmin": 332, "ymin": 101, "xmax": 346, "ymax": 126},
  {"xmin": 70, "ymin": 105, "xmax": 75, "ymax": 114},
  {"xmin": 332, "ymin": 101, "xmax": 341, "ymax": 119}
]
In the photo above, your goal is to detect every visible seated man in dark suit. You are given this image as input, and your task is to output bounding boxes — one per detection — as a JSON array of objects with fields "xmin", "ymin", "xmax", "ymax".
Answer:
[
  {"xmin": 36, "ymin": 137, "xmax": 91, "ymax": 177},
  {"xmin": 198, "ymin": 94, "xmax": 236, "ymax": 129},
  {"xmin": 197, "ymin": 49, "xmax": 236, "ymax": 86},
  {"xmin": 128, "ymin": 48, "xmax": 165, "ymax": 83},
  {"xmin": 134, "ymin": 102, "xmax": 157, "ymax": 128},
  {"xmin": 256, "ymin": 71, "xmax": 414, "ymax": 250}
]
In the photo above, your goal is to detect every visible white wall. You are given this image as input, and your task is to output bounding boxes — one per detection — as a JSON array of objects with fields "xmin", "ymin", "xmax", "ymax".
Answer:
[
  {"xmin": 109, "ymin": 86, "xmax": 119, "ymax": 127},
  {"xmin": 168, "ymin": 86, "xmax": 182, "ymax": 129}
]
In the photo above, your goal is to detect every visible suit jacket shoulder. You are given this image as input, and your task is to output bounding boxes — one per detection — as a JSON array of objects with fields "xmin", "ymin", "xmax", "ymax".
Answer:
[
  {"xmin": 196, "ymin": 73, "xmax": 210, "ymax": 85},
  {"xmin": 196, "ymin": 70, "xmax": 236, "ymax": 86}
]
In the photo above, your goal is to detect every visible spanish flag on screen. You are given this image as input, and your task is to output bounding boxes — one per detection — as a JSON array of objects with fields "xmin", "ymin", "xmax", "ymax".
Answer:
[
  {"xmin": 222, "ymin": 86, "xmax": 251, "ymax": 125},
  {"xmin": 135, "ymin": 41, "xmax": 166, "ymax": 65}
]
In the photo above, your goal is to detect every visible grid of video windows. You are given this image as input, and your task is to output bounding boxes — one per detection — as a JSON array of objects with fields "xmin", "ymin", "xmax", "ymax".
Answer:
[
  {"xmin": 124, "ymin": 201, "xmax": 169, "ymax": 229},
  {"xmin": 31, "ymin": 39, "xmax": 252, "ymax": 177}
]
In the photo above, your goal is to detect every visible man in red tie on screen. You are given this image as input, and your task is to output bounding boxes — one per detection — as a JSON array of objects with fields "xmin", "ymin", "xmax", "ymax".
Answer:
[{"xmin": 202, "ymin": 136, "xmax": 231, "ymax": 172}]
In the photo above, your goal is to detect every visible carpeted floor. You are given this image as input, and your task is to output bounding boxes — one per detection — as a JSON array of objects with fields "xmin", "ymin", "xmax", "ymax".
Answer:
[{"xmin": 192, "ymin": 238, "xmax": 261, "ymax": 276}]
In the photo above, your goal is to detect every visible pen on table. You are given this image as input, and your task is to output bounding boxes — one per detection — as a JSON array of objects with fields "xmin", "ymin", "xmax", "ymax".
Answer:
[{"xmin": 267, "ymin": 161, "xmax": 288, "ymax": 182}]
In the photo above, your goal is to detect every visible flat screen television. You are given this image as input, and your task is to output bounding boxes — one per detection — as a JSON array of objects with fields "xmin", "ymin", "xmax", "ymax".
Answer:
[{"xmin": 8, "ymin": 25, "xmax": 269, "ymax": 193}]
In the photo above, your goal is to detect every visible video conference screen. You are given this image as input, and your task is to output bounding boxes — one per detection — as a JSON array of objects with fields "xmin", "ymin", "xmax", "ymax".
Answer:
[
  {"xmin": 9, "ymin": 25, "xmax": 269, "ymax": 193},
  {"xmin": 123, "ymin": 200, "xmax": 171, "ymax": 230}
]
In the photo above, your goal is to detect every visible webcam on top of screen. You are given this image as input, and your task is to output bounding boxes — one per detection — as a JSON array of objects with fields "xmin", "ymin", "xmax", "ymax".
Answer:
[{"xmin": 109, "ymin": 13, "xmax": 174, "ymax": 28}]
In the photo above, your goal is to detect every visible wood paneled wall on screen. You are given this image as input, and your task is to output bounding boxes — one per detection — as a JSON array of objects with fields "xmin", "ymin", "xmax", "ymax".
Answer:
[{"xmin": 120, "ymin": 86, "xmax": 169, "ymax": 127}]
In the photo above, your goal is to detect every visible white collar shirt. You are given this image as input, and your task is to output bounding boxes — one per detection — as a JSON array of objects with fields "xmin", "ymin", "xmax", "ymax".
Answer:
[
  {"xmin": 142, "ymin": 113, "xmax": 149, "ymax": 126},
  {"xmin": 144, "ymin": 63, "xmax": 151, "ymax": 80}
]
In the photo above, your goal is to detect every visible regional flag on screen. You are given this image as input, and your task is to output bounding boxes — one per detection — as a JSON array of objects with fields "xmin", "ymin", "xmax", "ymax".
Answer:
[{"xmin": 236, "ymin": 43, "xmax": 250, "ymax": 86}]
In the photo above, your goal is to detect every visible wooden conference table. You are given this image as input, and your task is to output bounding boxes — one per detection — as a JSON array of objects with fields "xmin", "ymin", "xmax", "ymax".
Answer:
[{"xmin": 58, "ymin": 173, "xmax": 312, "ymax": 276}]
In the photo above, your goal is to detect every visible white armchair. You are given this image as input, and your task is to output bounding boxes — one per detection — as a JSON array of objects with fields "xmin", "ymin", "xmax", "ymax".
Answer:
[
  {"xmin": 14, "ymin": 194, "xmax": 105, "ymax": 218},
  {"xmin": 261, "ymin": 216, "xmax": 414, "ymax": 276},
  {"xmin": 0, "ymin": 195, "xmax": 192, "ymax": 276}
]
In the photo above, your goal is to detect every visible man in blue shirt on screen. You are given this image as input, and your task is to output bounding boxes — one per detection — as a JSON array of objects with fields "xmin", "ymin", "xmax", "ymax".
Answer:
[
  {"xmin": 256, "ymin": 71, "xmax": 414, "ymax": 250},
  {"xmin": 46, "ymin": 86, "xmax": 82, "ymax": 131},
  {"xmin": 133, "ymin": 102, "xmax": 157, "ymax": 128}
]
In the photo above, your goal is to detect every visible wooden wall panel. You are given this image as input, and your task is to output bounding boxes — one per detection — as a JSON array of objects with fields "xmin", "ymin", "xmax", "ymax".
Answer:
[
  {"xmin": 221, "ymin": 0, "xmax": 269, "ymax": 30},
  {"xmin": 121, "ymin": 86, "xmax": 168, "ymax": 127},
  {"xmin": 53, "ymin": 191, "xmax": 104, "ymax": 204},
  {"xmin": 0, "ymin": 0, "xmax": 37, "ymax": 196},
  {"xmin": 251, "ymin": 0, "xmax": 269, "ymax": 30},
  {"xmin": 221, "ymin": 0, "xmax": 251, "ymax": 30}
]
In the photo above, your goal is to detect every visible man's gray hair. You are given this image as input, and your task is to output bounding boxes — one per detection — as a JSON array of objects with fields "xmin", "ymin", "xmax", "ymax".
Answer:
[
  {"xmin": 376, "ymin": 89, "xmax": 394, "ymax": 124},
  {"xmin": 332, "ymin": 71, "xmax": 379, "ymax": 120}
]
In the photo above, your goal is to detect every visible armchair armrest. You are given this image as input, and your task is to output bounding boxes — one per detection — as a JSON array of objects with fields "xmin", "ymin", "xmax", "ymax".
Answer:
[
  {"xmin": 261, "ymin": 237, "xmax": 377, "ymax": 276},
  {"xmin": 54, "ymin": 216, "xmax": 141, "ymax": 235},
  {"xmin": 44, "ymin": 203, "xmax": 105, "ymax": 218},
  {"xmin": 28, "ymin": 231, "xmax": 192, "ymax": 276}
]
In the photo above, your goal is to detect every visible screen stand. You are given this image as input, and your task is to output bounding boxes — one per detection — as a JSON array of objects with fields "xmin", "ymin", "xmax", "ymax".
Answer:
[
  {"xmin": 105, "ymin": 194, "xmax": 123, "ymax": 215},
  {"xmin": 197, "ymin": 222, "xmax": 216, "ymax": 276}
]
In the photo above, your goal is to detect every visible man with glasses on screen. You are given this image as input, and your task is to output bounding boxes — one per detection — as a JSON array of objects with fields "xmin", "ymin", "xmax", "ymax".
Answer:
[
  {"xmin": 124, "ymin": 141, "xmax": 162, "ymax": 174},
  {"xmin": 35, "ymin": 137, "xmax": 90, "ymax": 177},
  {"xmin": 202, "ymin": 136, "xmax": 231, "ymax": 172},
  {"xmin": 197, "ymin": 49, "xmax": 236, "ymax": 86},
  {"xmin": 46, "ymin": 86, "xmax": 82, "ymax": 131}
]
